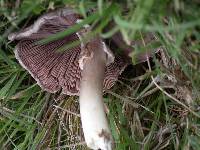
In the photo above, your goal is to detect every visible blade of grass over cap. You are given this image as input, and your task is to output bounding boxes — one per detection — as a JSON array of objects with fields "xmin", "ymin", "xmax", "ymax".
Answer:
[{"xmin": 37, "ymin": 3, "xmax": 118, "ymax": 45}]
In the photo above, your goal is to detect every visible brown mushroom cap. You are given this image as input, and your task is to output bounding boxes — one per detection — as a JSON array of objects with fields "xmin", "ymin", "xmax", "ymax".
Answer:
[{"xmin": 9, "ymin": 8, "xmax": 128, "ymax": 95}]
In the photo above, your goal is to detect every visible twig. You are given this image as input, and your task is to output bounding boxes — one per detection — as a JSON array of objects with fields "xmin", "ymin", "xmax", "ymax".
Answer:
[
  {"xmin": 106, "ymin": 90, "xmax": 138, "ymax": 108},
  {"xmin": 107, "ymin": 90, "xmax": 155, "ymax": 114},
  {"xmin": 151, "ymin": 76, "xmax": 200, "ymax": 118},
  {"xmin": 55, "ymin": 141, "xmax": 86, "ymax": 149},
  {"xmin": 52, "ymin": 105, "xmax": 80, "ymax": 117}
]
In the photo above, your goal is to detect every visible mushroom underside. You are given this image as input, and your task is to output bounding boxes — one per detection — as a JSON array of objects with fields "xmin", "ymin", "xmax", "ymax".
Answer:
[{"xmin": 14, "ymin": 35, "xmax": 128, "ymax": 95}]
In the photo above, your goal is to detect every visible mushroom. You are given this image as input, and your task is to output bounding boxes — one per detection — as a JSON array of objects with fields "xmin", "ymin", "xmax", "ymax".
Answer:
[
  {"xmin": 8, "ymin": 8, "xmax": 128, "ymax": 150},
  {"xmin": 8, "ymin": 7, "xmax": 160, "ymax": 149}
]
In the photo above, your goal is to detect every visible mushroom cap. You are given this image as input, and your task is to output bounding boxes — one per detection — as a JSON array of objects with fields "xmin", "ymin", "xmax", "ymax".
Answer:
[
  {"xmin": 8, "ymin": 8, "xmax": 80, "ymax": 41},
  {"xmin": 9, "ymin": 8, "xmax": 128, "ymax": 95}
]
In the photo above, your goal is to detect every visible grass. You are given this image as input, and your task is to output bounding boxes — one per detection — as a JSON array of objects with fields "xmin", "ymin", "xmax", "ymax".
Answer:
[{"xmin": 0, "ymin": 0, "xmax": 200, "ymax": 150}]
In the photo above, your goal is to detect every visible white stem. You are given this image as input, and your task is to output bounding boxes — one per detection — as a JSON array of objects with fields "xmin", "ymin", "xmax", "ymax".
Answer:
[{"xmin": 79, "ymin": 41, "xmax": 113, "ymax": 150}]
